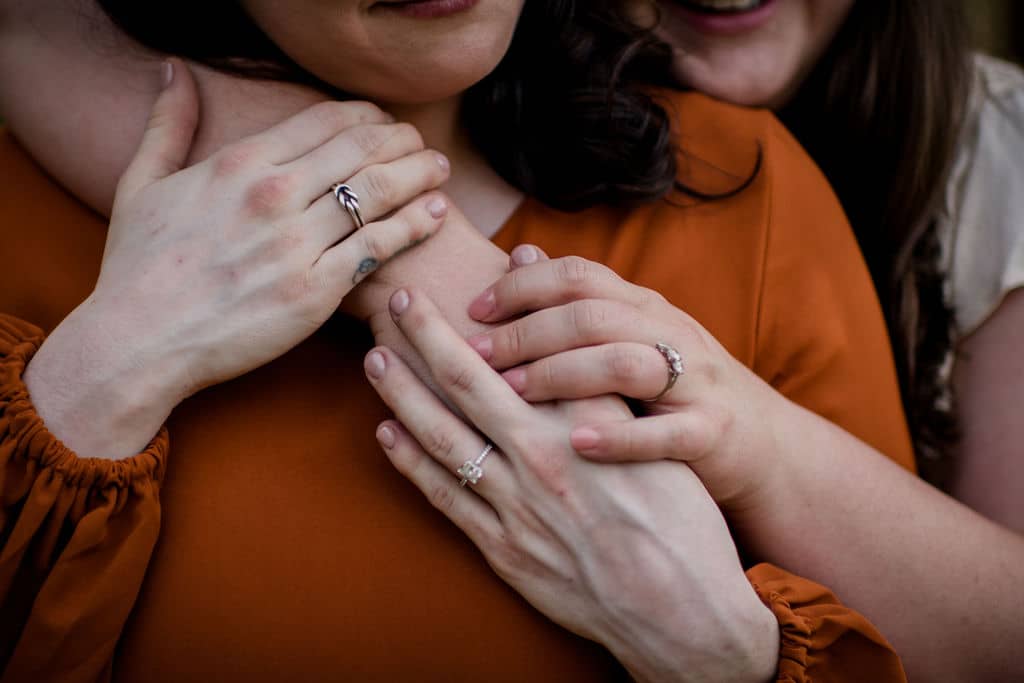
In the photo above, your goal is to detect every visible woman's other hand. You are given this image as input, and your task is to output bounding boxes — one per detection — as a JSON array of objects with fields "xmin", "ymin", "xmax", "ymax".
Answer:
[
  {"xmin": 464, "ymin": 246, "xmax": 791, "ymax": 514},
  {"xmin": 23, "ymin": 60, "xmax": 449, "ymax": 459},
  {"xmin": 365, "ymin": 288, "xmax": 779, "ymax": 683}
]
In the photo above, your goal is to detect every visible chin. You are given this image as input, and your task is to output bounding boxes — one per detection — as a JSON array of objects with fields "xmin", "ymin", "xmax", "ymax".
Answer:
[
  {"xmin": 671, "ymin": 53, "xmax": 797, "ymax": 109},
  {"xmin": 334, "ymin": 42, "xmax": 512, "ymax": 105}
]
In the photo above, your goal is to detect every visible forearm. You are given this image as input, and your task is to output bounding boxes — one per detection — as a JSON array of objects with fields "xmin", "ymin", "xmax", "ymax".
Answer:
[
  {"xmin": 345, "ymin": 205, "xmax": 509, "ymax": 384},
  {"xmin": 0, "ymin": 0, "xmax": 329, "ymax": 213},
  {"xmin": 736, "ymin": 399, "xmax": 1024, "ymax": 682}
]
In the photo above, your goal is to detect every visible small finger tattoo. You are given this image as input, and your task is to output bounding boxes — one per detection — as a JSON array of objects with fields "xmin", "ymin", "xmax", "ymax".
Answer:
[
  {"xmin": 352, "ymin": 258, "xmax": 380, "ymax": 284},
  {"xmin": 350, "ymin": 235, "xmax": 431, "ymax": 285}
]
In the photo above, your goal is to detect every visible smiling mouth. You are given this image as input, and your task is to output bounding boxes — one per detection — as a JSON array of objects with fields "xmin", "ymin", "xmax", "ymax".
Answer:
[
  {"xmin": 372, "ymin": 0, "xmax": 479, "ymax": 18},
  {"xmin": 672, "ymin": 0, "xmax": 768, "ymax": 13}
]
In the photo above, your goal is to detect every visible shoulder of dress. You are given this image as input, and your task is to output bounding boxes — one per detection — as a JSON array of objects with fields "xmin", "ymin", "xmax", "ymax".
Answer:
[{"xmin": 651, "ymin": 90, "xmax": 788, "ymax": 189}]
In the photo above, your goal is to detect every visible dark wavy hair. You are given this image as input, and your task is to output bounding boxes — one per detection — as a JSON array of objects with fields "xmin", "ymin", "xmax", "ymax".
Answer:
[
  {"xmin": 778, "ymin": 0, "xmax": 971, "ymax": 484},
  {"xmin": 96, "ymin": 0, "xmax": 693, "ymax": 211}
]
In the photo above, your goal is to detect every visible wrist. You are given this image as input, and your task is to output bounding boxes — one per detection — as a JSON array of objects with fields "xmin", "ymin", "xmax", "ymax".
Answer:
[
  {"xmin": 741, "ymin": 597, "xmax": 782, "ymax": 683},
  {"xmin": 721, "ymin": 374, "xmax": 802, "ymax": 523},
  {"xmin": 23, "ymin": 300, "xmax": 184, "ymax": 459}
]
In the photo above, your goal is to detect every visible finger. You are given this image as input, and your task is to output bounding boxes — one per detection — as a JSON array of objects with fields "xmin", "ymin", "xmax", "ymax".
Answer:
[
  {"xmin": 250, "ymin": 100, "xmax": 393, "ymax": 165},
  {"xmin": 117, "ymin": 59, "xmax": 200, "ymax": 198},
  {"xmin": 312, "ymin": 192, "xmax": 448, "ymax": 289},
  {"xmin": 508, "ymin": 244, "xmax": 550, "ymax": 270},
  {"xmin": 468, "ymin": 255, "xmax": 660, "ymax": 323},
  {"xmin": 501, "ymin": 342, "xmax": 675, "ymax": 403},
  {"xmin": 365, "ymin": 348, "xmax": 517, "ymax": 503},
  {"xmin": 304, "ymin": 149, "xmax": 450, "ymax": 230},
  {"xmin": 570, "ymin": 413, "xmax": 711, "ymax": 464},
  {"xmin": 466, "ymin": 298, "xmax": 666, "ymax": 370},
  {"xmin": 387, "ymin": 288, "xmax": 533, "ymax": 443},
  {"xmin": 377, "ymin": 420, "xmax": 504, "ymax": 546},
  {"xmin": 293, "ymin": 122, "xmax": 429, "ymax": 206}
]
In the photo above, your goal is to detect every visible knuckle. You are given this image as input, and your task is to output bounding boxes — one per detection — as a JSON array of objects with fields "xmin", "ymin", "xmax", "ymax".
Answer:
[
  {"xmin": 569, "ymin": 299, "xmax": 607, "ymax": 338},
  {"xmin": 501, "ymin": 322, "xmax": 526, "ymax": 358},
  {"xmin": 213, "ymin": 141, "xmax": 262, "ymax": 178},
  {"xmin": 310, "ymin": 100, "xmax": 378, "ymax": 131},
  {"xmin": 244, "ymin": 173, "xmax": 297, "ymax": 217},
  {"xmin": 359, "ymin": 231, "xmax": 391, "ymax": 265},
  {"xmin": 436, "ymin": 361, "xmax": 476, "ymax": 395},
  {"xmin": 275, "ymin": 270, "xmax": 314, "ymax": 305},
  {"xmin": 537, "ymin": 358, "xmax": 558, "ymax": 392},
  {"xmin": 360, "ymin": 166, "xmax": 393, "ymax": 205},
  {"xmin": 557, "ymin": 255, "xmax": 592, "ymax": 289},
  {"xmin": 426, "ymin": 483, "xmax": 458, "ymax": 516},
  {"xmin": 505, "ymin": 266, "xmax": 527, "ymax": 300},
  {"xmin": 261, "ymin": 231, "xmax": 305, "ymax": 263},
  {"xmin": 520, "ymin": 444, "xmax": 569, "ymax": 492},
  {"xmin": 392, "ymin": 122, "xmax": 425, "ymax": 151},
  {"xmin": 387, "ymin": 210, "xmax": 434, "ymax": 251},
  {"xmin": 636, "ymin": 286, "xmax": 667, "ymax": 308},
  {"xmin": 483, "ymin": 531, "xmax": 521, "ymax": 577},
  {"xmin": 421, "ymin": 425, "xmax": 457, "ymax": 462},
  {"xmin": 349, "ymin": 124, "xmax": 390, "ymax": 158},
  {"xmin": 608, "ymin": 345, "xmax": 645, "ymax": 381}
]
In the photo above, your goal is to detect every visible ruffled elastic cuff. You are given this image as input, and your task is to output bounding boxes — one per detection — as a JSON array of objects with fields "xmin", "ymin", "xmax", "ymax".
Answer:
[
  {"xmin": 0, "ymin": 315, "xmax": 168, "ymax": 492},
  {"xmin": 750, "ymin": 579, "xmax": 814, "ymax": 683}
]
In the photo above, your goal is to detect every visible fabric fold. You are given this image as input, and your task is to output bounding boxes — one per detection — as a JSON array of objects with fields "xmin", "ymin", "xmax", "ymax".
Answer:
[
  {"xmin": 747, "ymin": 563, "xmax": 908, "ymax": 683},
  {"xmin": 1, "ymin": 313, "xmax": 168, "ymax": 683}
]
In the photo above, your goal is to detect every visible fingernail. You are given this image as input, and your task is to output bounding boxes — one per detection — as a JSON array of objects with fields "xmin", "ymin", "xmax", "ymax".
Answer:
[
  {"xmin": 502, "ymin": 367, "xmax": 527, "ymax": 394},
  {"xmin": 468, "ymin": 289, "xmax": 496, "ymax": 320},
  {"xmin": 161, "ymin": 61, "xmax": 174, "ymax": 89},
  {"xmin": 390, "ymin": 289, "xmax": 410, "ymax": 317},
  {"xmin": 511, "ymin": 245, "xmax": 538, "ymax": 267},
  {"xmin": 435, "ymin": 153, "xmax": 450, "ymax": 173},
  {"xmin": 427, "ymin": 197, "xmax": 448, "ymax": 219},
  {"xmin": 377, "ymin": 424, "xmax": 396, "ymax": 449},
  {"xmin": 467, "ymin": 334, "xmax": 493, "ymax": 361},
  {"xmin": 570, "ymin": 427, "xmax": 601, "ymax": 451},
  {"xmin": 364, "ymin": 350, "xmax": 386, "ymax": 380}
]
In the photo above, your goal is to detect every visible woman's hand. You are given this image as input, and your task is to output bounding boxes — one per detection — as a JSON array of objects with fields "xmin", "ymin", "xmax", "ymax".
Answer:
[
  {"xmin": 23, "ymin": 60, "xmax": 450, "ymax": 459},
  {"xmin": 462, "ymin": 246, "xmax": 790, "ymax": 513},
  {"xmin": 364, "ymin": 288, "xmax": 779, "ymax": 683}
]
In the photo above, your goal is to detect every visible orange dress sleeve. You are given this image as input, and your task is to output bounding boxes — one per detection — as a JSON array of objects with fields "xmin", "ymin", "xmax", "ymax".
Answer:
[
  {"xmin": 0, "ymin": 314, "xmax": 168, "ymax": 683},
  {"xmin": 747, "ymin": 564, "xmax": 907, "ymax": 683}
]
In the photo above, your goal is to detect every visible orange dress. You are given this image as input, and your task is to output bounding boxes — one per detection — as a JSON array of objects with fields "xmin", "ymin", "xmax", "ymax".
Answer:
[{"xmin": 0, "ymin": 92, "xmax": 912, "ymax": 683}]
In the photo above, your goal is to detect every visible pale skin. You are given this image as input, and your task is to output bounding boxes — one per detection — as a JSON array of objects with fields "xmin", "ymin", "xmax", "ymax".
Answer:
[
  {"xmin": 0, "ymin": 2, "xmax": 780, "ymax": 681},
  {"xmin": 4, "ymin": 1, "xmax": 1022, "ymax": 681},
  {"xmin": 461, "ymin": 247, "xmax": 1024, "ymax": 682}
]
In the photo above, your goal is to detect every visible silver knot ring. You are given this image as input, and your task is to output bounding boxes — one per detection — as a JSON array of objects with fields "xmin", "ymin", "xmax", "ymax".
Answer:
[
  {"xmin": 643, "ymin": 342, "xmax": 684, "ymax": 402},
  {"xmin": 330, "ymin": 182, "xmax": 365, "ymax": 229},
  {"xmin": 457, "ymin": 443, "xmax": 493, "ymax": 487}
]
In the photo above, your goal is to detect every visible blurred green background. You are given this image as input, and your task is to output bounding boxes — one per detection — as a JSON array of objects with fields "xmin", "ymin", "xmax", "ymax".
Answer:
[{"xmin": 971, "ymin": 0, "xmax": 1024, "ymax": 63}]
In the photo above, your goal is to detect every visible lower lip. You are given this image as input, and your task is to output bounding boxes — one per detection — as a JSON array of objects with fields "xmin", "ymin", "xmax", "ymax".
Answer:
[
  {"xmin": 666, "ymin": 0, "xmax": 779, "ymax": 35},
  {"xmin": 376, "ymin": 0, "xmax": 480, "ymax": 19}
]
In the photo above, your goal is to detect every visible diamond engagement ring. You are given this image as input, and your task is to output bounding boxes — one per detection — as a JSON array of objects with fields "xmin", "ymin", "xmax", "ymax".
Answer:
[
  {"xmin": 457, "ymin": 443, "xmax": 494, "ymax": 487},
  {"xmin": 644, "ymin": 342, "xmax": 685, "ymax": 402},
  {"xmin": 330, "ymin": 182, "xmax": 365, "ymax": 229}
]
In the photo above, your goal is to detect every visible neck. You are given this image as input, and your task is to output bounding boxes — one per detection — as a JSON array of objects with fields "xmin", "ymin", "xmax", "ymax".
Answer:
[{"xmin": 386, "ymin": 96, "xmax": 524, "ymax": 238}]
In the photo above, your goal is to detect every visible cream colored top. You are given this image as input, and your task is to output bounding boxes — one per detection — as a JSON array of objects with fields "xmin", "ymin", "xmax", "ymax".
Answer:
[{"xmin": 939, "ymin": 54, "xmax": 1024, "ymax": 335}]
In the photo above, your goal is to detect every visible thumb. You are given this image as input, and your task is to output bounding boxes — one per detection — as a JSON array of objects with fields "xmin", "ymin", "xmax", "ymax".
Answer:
[{"xmin": 117, "ymin": 58, "xmax": 200, "ymax": 199}]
